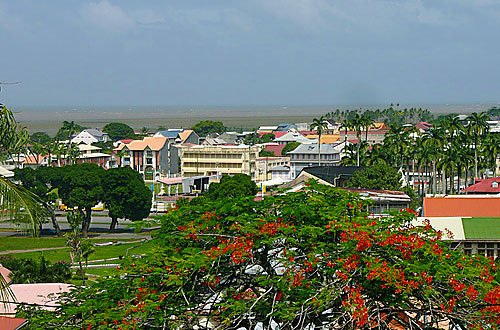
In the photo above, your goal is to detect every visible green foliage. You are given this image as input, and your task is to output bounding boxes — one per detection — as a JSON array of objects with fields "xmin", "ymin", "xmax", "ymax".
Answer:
[
  {"xmin": 207, "ymin": 174, "xmax": 257, "ymax": 200},
  {"xmin": 102, "ymin": 167, "xmax": 152, "ymax": 231},
  {"xmin": 258, "ymin": 150, "xmax": 275, "ymax": 157},
  {"xmin": 30, "ymin": 132, "xmax": 52, "ymax": 144},
  {"xmin": 102, "ymin": 123, "xmax": 136, "ymax": 141},
  {"xmin": 16, "ymin": 182, "xmax": 500, "ymax": 329},
  {"xmin": 0, "ymin": 255, "xmax": 71, "ymax": 284},
  {"xmin": 192, "ymin": 120, "xmax": 226, "ymax": 137},
  {"xmin": 55, "ymin": 121, "xmax": 86, "ymax": 141},
  {"xmin": 348, "ymin": 162, "xmax": 402, "ymax": 190},
  {"xmin": 487, "ymin": 106, "xmax": 500, "ymax": 118},
  {"xmin": 260, "ymin": 133, "xmax": 275, "ymax": 143},
  {"xmin": 281, "ymin": 141, "xmax": 300, "ymax": 156}
]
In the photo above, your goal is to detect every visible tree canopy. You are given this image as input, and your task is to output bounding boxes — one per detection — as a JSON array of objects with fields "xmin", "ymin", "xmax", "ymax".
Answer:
[
  {"xmin": 281, "ymin": 141, "xmax": 300, "ymax": 156},
  {"xmin": 102, "ymin": 167, "xmax": 152, "ymax": 232},
  {"xmin": 17, "ymin": 181, "xmax": 500, "ymax": 329},
  {"xmin": 348, "ymin": 162, "xmax": 403, "ymax": 191},
  {"xmin": 207, "ymin": 174, "xmax": 257, "ymax": 200},
  {"xmin": 103, "ymin": 122, "xmax": 136, "ymax": 141},
  {"xmin": 58, "ymin": 163, "xmax": 106, "ymax": 237},
  {"xmin": 192, "ymin": 120, "xmax": 226, "ymax": 137}
]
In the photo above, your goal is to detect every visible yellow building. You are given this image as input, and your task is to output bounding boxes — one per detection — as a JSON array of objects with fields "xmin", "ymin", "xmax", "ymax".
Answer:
[
  {"xmin": 179, "ymin": 145, "xmax": 260, "ymax": 180},
  {"xmin": 256, "ymin": 157, "xmax": 291, "ymax": 182}
]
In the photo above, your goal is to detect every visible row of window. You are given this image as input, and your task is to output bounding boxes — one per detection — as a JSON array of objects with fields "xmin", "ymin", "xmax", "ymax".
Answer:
[
  {"xmin": 451, "ymin": 242, "xmax": 500, "ymax": 259},
  {"xmin": 290, "ymin": 154, "xmax": 338, "ymax": 160},
  {"xmin": 183, "ymin": 162, "xmax": 243, "ymax": 169},
  {"xmin": 183, "ymin": 153, "xmax": 248, "ymax": 160}
]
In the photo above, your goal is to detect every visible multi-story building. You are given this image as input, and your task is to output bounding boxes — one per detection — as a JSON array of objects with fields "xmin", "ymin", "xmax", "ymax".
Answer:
[
  {"xmin": 178, "ymin": 144, "xmax": 260, "ymax": 180},
  {"xmin": 255, "ymin": 157, "xmax": 290, "ymax": 182},
  {"xmin": 115, "ymin": 137, "xmax": 178, "ymax": 180},
  {"xmin": 287, "ymin": 144, "xmax": 341, "ymax": 176},
  {"xmin": 339, "ymin": 128, "xmax": 389, "ymax": 145}
]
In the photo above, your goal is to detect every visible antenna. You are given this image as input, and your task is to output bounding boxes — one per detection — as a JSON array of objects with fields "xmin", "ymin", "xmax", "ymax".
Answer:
[{"xmin": 0, "ymin": 81, "xmax": 21, "ymax": 92}]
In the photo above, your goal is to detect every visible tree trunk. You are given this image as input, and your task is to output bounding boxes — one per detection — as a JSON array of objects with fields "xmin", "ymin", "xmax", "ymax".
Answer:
[
  {"xmin": 82, "ymin": 207, "xmax": 92, "ymax": 238},
  {"xmin": 48, "ymin": 205, "xmax": 62, "ymax": 236},
  {"xmin": 109, "ymin": 217, "xmax": 118, "ymax": 233},
  {"xmin": 432, "ymin": 161, "xmax": 437, "ymax": 195}
]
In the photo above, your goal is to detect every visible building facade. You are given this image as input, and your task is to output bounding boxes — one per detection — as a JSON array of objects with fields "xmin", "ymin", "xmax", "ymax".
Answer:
[
  {"xmin": 179, "ymin": 145, "xmax": 260, "ymax": 180},
  {"xmin": 287, "ymin": 144, "xmax": 341, "ymax": 176},
  {"xmin": 116, "ymin": 137, "xmax": 179, "ymax": 180}
]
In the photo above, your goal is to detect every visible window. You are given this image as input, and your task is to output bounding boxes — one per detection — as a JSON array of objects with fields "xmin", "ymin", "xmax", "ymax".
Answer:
[
  {"xmin": 146, "ymin": 150, "xmax": 153, "ymax": 157},
  {"xmin": 146, "ymin": 158, "xmax": 153, "ymax": 165},
  {"xmin": 492, "ymin": 181, "xmax": 499, "ymax": 188}
]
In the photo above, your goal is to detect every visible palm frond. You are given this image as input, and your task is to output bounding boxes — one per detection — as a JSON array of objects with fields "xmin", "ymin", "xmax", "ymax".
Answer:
[{"xmin": 0, "ymin": 175, "xmax": 49, "ymax": 236}]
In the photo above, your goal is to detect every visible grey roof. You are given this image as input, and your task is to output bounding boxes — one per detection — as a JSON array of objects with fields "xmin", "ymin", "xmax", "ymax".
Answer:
[
  {"xmin": 274, "ymin": 132, "xmax": 312, "ymax": 143},
  {"xmin": 156, "ymin": 131, "xmax": 181, "ymax": 138},
  {"xmin": 84, "ymin": 129, "xmax": 108, "ymax": 137},
  {"xmin": 287, "ymin": 143, "xmax": 340, "ymax": 155},
  {"xmin": 300, "ymin": 166, "xmax": 367, "ymax": 184}
]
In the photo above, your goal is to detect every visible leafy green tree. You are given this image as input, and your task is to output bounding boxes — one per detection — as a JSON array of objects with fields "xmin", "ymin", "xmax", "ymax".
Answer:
[
  {"xmin": 14, "ymin": 167, "xmax": 63, "ymax": 236},
  {"xmin": 207, "ymin": 174, "xmax": 257, "ymax": 199},
  {"xmin": 17, "ymin": 182, "xmax": 500, "ymax": 329},
  {"xmin": 281, "ymin": 141, "xmax": 300, "ymax": 156},
  {"xmin": 30, "ymin": 132, "xmax": 52, "ymax": 145},
  {"xmin": 102, "ymin": 123, "xmax": 136, "ymax": 141},
  {"xmin": 348, "ymin": 162, "xmax": 402, "ymax": 190},
  {"xmin": 0, "ymin": 255, "xmax": 71, "ymax": 284},
  {"xmin": 259, "ymin": 150, "xmax": 275, "ymax": 157},
  {"xmin": 58, "ymin": 163, "xmax": 105, "ymax": 237},
  {"xmin": 102, "ymin": 167, "xmax": 152, "ymax": 232},
  {"xmin": 55, "ymin": 121, "xmax": 85, "ymax": 141},
  {"xmin": 192, "ymin": 120, "xmax": 226, "ymax": 137},
  {"xmin": 260, "ymin": 133, "xmax": 275, "ymax": 143},
  {"xmin": 243, "ymin": 132, "xmax": 260, "ymax": 145}
]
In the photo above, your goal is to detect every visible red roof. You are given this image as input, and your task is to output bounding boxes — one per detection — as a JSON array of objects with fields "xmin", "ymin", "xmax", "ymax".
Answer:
[
  {"xmin": 0, "ymin": 316, "xmax": 28, "ymax": 330},
  {"xmin": 298, "ymin": 131, "xmax": 316, "ymax": 135},
  {"xmin": 462, "ymin": 177, "xmax": 500, "ymax": 193},
  {"xmin": 264, "ymin": 144, "xmax": 286, "ymax": 156},
  {"xmin": 120, "ymin": 139, "xmax": 134, "ymax": 144},
  {"xmin": 257, "ymin": 132, "xmax": 287, "ymax": 138},
  {"xmin": 415, "ymin": 121, "xmax": 433, "ymax": 130}
]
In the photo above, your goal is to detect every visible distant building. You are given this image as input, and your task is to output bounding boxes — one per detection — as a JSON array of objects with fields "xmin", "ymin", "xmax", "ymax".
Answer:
[
  {"xmin": 287, "ymin": 144, "xmax": 341, "ymax": 176},
  {"xmin": 274, "ymin": 132, "xmax": 315, "ymax": 145},
  {"xmin": 257, "ymin": 126, "xmax": 278, "ymax": 134},
  {"xmin": 178, "ymin": 144, "xmax": 260, "ymax": 180},
  {"xmin": 75, "ymin": 144, "xmax": 112, "ymax": 168},
  {"xmin": 280, "ymin": 166, "xmax": 366, "ymax": 191},
  {"xmin": 154, "ymin": 129, "xmax": 199, "ymax": 144},
  {"xmin": 462, "ymin": 177, "xmax": 500, "ymax": 194},
  {"xmin": 269, "ymin": 165, "xmax": 294, "ymax": 182},
  {"xmin": 339, "ymin": 129, "xmax": 388, "ymax": 145},
  {"xmin": 262, "ymin": 143, "xmax": 286, "ymax": 157},
  {"xmin": 116, "ymin": 137, "xmax": 179, "ymax": 180},
  {"xmin": 71, "ymin": 129, "xmax": 110, "ymax": 145}
]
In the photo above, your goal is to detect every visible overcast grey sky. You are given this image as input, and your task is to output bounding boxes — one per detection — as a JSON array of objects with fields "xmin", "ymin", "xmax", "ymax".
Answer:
[{"xmin": 1, "ymin": 0, "xmax": 499, "ymax": 107}]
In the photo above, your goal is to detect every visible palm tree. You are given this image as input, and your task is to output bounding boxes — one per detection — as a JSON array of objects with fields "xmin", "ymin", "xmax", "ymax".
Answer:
[
  {"xmin": 1, "ymin": 104, "xmax": 49, "ymax": 296},
  {"xmin": 467, "ymin": 112, "xmax": 489, "ymax": 179},
  {"xmin": 350, "ymin": 114, "xmax": 365, "ymax": 166},
  {"xmin": 310, "ymin": 116, "xmax": 328, "ymax": 166}
]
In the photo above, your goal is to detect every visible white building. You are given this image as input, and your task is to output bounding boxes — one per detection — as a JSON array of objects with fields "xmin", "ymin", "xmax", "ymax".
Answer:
[{"xmin": 71, "ymin": 129, "xmax": 110, "ymax": 145}]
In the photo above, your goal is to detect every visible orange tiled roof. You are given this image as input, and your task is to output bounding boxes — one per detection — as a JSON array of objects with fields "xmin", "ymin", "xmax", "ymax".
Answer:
[
  {"xmin": 117, "ymin": 137, "xmax": 168, "ymax": 151},
  {"xmin": 178, "ymin": 129, "xmax": 195, "ymax": 143},
  {"xmin": 424, "ymin": 196, "xmax": 500, "ymax": 217},
  {"xmin": 306, "ymin": 134, "xmax": 340, "ymax": 144},
  {"xmin": 22, "ymin": 154, "xmax": 46, "ymax": 164}
]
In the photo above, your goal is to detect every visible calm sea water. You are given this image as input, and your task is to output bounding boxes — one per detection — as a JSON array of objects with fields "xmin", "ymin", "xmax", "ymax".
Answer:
[{"xmin": 10, "ymin": 103, "xmax": 499, "ymax": 133}]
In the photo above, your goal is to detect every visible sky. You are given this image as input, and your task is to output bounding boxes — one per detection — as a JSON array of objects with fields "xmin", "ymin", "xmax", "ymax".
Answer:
[{"xmin": 1, "ymin": 0, "xmax": 500, "ymax": 107}]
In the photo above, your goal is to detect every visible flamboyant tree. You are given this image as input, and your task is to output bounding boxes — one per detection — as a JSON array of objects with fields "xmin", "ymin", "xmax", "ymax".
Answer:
[{"xmin": 17, "ymin": 182, "xmax": 500, "ymax": 329}]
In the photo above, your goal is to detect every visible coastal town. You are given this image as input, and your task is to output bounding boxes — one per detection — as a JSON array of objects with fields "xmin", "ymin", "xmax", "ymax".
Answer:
[
  {"xmin": 2, "ymin": 1, "xmax": 500, "ymax": 329},
  {"xmin": 1, "ymin": 104, "xmax": 499, "ymax": 329}
]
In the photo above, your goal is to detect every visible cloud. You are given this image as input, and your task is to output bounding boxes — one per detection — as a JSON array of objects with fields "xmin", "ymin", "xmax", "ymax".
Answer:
[{"xmin": 80, "ymin": 1, "xmax": 135, "ymax": 33}]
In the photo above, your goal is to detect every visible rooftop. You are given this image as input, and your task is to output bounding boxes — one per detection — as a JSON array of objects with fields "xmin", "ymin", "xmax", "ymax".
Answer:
[
  {"xmin": 462, "ymin": 177, "xmax": 500, "ymax": 193},
  {"xmin": 287, "ymin": 143, "xmax": 340, "ymax": 155}
]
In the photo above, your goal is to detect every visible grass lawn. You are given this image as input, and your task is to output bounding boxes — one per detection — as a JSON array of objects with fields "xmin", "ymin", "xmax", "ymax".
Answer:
[
  {"xmin": 0, "ymin": 237, "xmax": 68, "ymax": 252},
  {"xmin": 86, "ymin": 267, "xmax": 120, "ymax": 277},
  {"xmin": 1, "ymin": 239, "xmax": 153, "ymax": 263}
]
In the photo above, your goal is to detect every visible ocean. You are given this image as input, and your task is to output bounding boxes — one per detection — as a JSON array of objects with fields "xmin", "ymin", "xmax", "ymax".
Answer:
[{"xmin": 10, "ymin": 103, "xmax": 499, "ymax": 134}]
